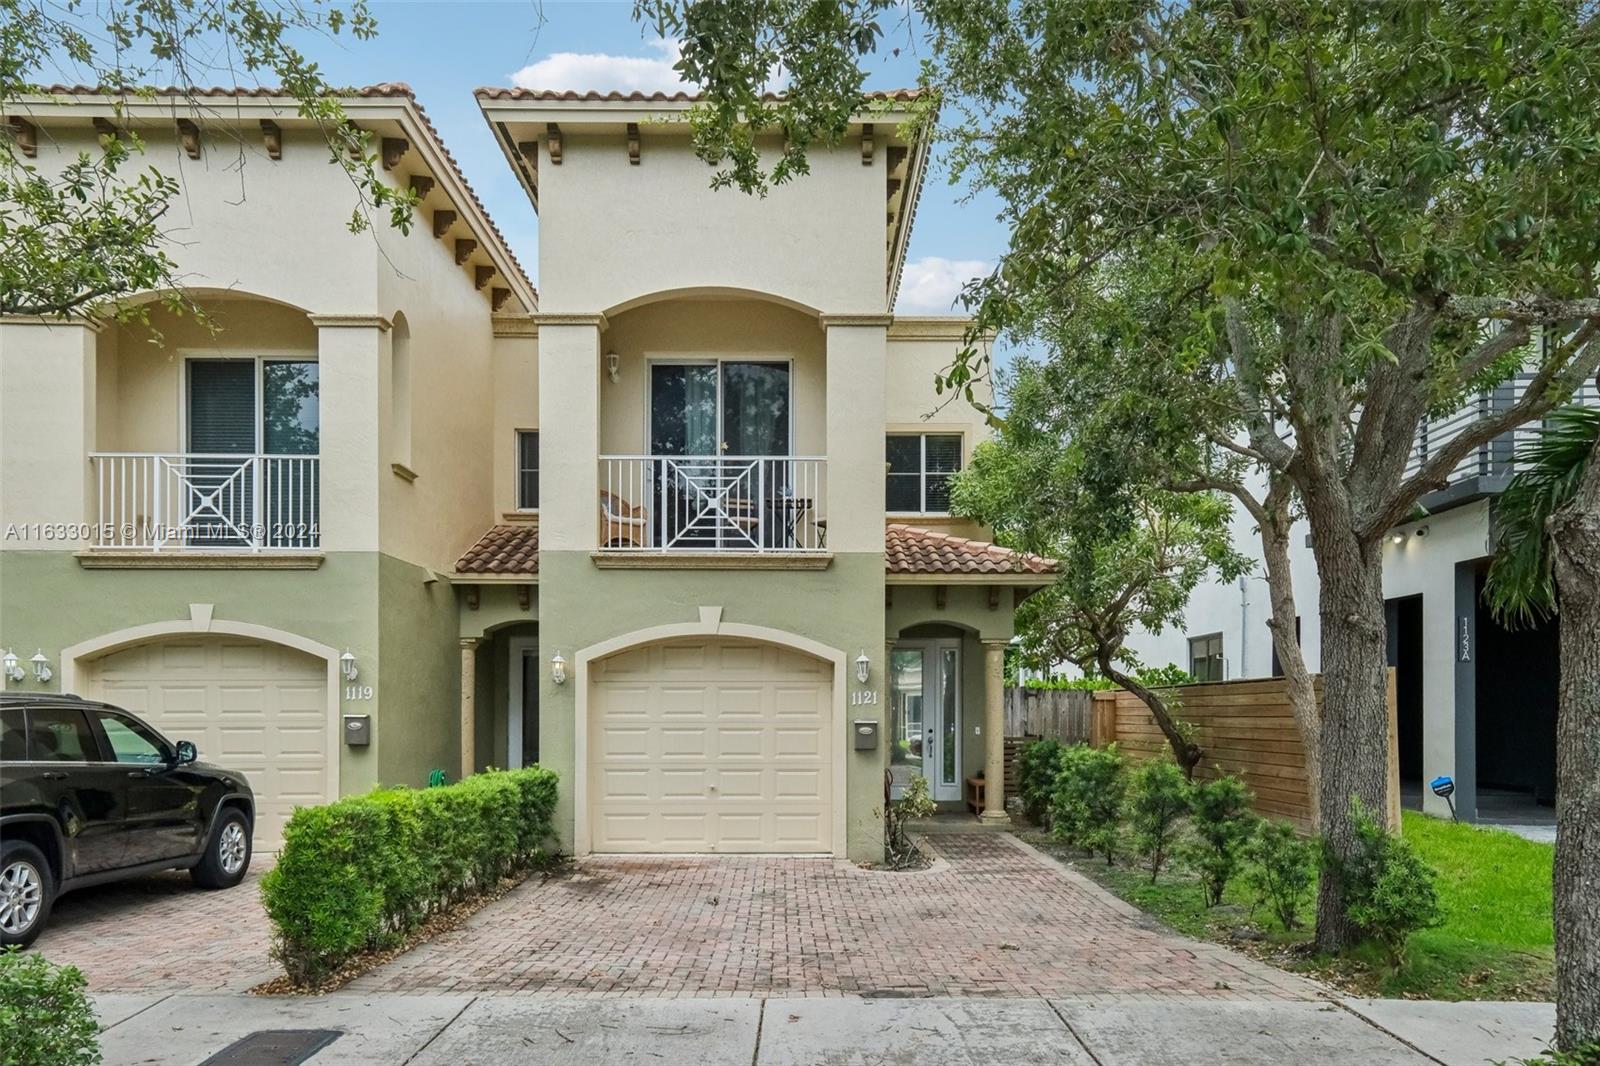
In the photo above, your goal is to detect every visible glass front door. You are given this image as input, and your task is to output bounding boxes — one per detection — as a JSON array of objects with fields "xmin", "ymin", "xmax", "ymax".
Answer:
[{"xmin": 889, "ymin": 640, "xmax": 962, "ymax": 801}]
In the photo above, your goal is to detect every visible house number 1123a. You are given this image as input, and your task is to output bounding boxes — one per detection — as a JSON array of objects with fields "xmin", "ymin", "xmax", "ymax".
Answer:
[
  {"xmin": 851, "ymin": 690, "xmax": 880, "ymax": 706},
  {"xmin": 345, "ymin": 684, "xmax": 374, "ymax": 701}
]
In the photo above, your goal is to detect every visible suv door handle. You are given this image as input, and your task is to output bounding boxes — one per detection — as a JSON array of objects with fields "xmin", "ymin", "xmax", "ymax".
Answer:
[
  {"xmin": 41, "ymin": 770, "xmax": 69, "ymax": 780},
  {"xmin": 127, "ymin": 769, "xmax": 152, "ymax": 778}
]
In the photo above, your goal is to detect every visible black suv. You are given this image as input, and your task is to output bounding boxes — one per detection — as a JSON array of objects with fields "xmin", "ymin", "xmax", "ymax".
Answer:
[{"xmin": 0, "ymin": 693, "xmax": 255, "ymax": 946}]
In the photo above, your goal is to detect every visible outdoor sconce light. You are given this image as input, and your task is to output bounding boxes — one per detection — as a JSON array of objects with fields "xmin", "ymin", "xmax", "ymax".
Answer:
[
  {"xmin": 855, "ymin": 650, "xmax": 871, "ymax": 685},
  {"xmin": 605, "ymin": 351, "xmax": 620, "ymax": 384},
  {"xmin": 30, "ymin": 651, "xmax": 52, "ymax": 684},
  {"xmin": 340, "ymin": 649, "xmax": 359, "ymax": 682},
  {"xmin": 551, "ymin": 652, "xmax": 567, "ymax": 685},
  {"xmin": 1, "ymin": 650, "xmax": 23, "ymax": 683},
  {"xmin": 1391, "ymin": 531, "xmax": 1406, "ymax": 545},
  {"xmin": 1430, "ymin": 775, "xmax": 1458, "ymax": 821}
]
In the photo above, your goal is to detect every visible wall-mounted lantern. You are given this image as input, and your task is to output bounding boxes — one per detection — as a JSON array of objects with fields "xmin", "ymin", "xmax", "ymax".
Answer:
[
  {"xmin": 340, "ymin": 649, "xmax": 359, "ymax": 682},
  {"xmin": 551, "ymin": 652, "xmax": 568, "ymax": 685},
  {"xmin": 605, "ymin": 351, "xmax": 620, "ymax": 384},
  {"xmin": 1, "ymin": 650, "xmax": 23, "ymax": 684},
  {"xmin": 855, "ymin": 650, "xmax": 871, "ymax": 685},
  {"xmin": 30, "ymin": 651, "xmax": 52, "ymax": 684}
]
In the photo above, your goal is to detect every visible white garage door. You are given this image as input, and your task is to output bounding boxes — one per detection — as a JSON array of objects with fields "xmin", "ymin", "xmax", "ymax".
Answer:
[
  {"xmin": 86, "ymin": 636, "xmax": 330, "ymax": 849},
  {"xmin": 591, "ymin": 639, "xmax": 833, "ymax": 854}
]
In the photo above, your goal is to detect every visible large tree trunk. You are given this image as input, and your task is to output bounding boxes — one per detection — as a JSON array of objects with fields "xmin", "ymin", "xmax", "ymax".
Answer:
[
  {"xmin": 1259, "ymin": 494, "xmax": 1322, "ymax": 831},
  {"xmin": 1306, "ymin": 507, "xmax": 1393, "ymax": 953},
  {"xmin": 1550, "ymin": 448, "xmax": 1600, "ymax": 1052}
]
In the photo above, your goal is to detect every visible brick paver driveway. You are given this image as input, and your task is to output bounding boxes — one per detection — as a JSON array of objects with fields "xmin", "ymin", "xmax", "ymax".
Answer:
[
  {"xmin": 348, "ymin": 833, "xmax": 1318, "ymax": 1000},
  {"xmin": 32, "ymin": 866, "xmax": 276, "ymax": 993}
]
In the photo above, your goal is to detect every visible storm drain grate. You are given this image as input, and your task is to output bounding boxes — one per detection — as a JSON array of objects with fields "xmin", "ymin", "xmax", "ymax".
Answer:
[{"xmin": 199, "ymin": 1029, "xmax": 342, "ymax": 1065}]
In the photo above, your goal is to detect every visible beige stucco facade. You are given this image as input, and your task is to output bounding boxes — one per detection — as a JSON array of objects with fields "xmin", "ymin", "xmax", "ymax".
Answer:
[{"xmin": 1, "ymin": 87, "xmax": 1051, "ymax": 862}]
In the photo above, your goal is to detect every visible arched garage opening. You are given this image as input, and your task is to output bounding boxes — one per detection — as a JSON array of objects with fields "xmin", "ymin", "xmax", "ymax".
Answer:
[
  {"xmin": 61, "ymin": 620, "xmax": 339, "ymax": 850},
  {"xmin": 578, "ymin": 623, "xmax": 844, "ymax": 856}
]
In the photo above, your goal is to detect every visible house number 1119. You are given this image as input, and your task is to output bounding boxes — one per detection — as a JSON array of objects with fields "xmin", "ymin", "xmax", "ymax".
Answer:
[{"xmin": 345, "ymin": 684, "xmax": 374, "ymax": 701}]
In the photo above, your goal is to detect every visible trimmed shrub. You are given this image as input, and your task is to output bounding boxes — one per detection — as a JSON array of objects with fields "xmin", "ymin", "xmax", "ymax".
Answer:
[
  {"xmin": 1243, "ymin": 820, "xmax": 1316, "ymax": 930},
  {"xmin": 1126, "ymin": 758, "xmax": 1190, "ymax": 880},
  {"xmin": 1016, "ymin": 738, "xmax": 1063, "ymax": 825},
  {"xmin": 1331, "ymin": 799, "xmax": 1442, "ymax": 965},
  {"xmin": 1186, "ymin": 773, "xmax": 1258, "ymax": 906},
  {"xmin": 1050, "ymin": 743, "xmax": 1126, "ymax": 864},
  {"xmin": 261, "ymin": 766, "xmax": 559, "ymax": 986},
  {"xmin": 0, "ymin": 949, "xmax": 100, "ymax": 1066},
  {"xmin": 884, "ymin": 773, "xmax": 938, "ymax": 867}
]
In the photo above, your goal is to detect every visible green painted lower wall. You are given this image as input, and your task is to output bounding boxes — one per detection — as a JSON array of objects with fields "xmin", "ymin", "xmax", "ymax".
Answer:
[
  {"xmin": 376, "ymin": 554, "xmax": 462, "ymax": 788},
  {"xmin": 536, "ymin": 551, "xmax": 889, "ymax": 861}
]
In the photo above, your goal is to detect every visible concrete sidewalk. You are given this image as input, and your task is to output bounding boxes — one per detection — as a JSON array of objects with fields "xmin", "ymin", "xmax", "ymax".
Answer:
[{"xmin": 94, "ymin": 992, "xmax": 1555, "ymax": 1065}]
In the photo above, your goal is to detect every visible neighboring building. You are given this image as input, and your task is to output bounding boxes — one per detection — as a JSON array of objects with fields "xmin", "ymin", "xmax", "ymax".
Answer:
[
  {"xmin": 0, "ymin": 85, "xmax": 1056, "ymax": 861},
  {"xmin": 1122, "ymin": 376, "xmax": 1588, "ymax": 824}
]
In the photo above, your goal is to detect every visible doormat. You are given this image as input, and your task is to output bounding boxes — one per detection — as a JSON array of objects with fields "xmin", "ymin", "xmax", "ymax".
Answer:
[{"xmin": 198, "ymin": 1029, "xmax": 342, "ymax": 1065}]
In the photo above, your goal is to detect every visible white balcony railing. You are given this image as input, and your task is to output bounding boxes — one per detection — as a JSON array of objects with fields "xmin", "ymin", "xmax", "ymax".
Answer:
[
  {"xmin": 599, "ymin": 455, "xmax": 827, "ymax": 552},
  {"xmin": 89, "ymin": 453, "xmax": 320, "ymax": 551},
  {"xmin": 1403, "ymin": 378, "xmax": 1600, "ymax": 489}
]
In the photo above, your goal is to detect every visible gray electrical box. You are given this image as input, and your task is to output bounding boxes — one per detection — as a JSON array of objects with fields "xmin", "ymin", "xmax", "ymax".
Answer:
[
  {"xmin": 852, "ymin": 719, "xmax": 879, "ymax": 750},
  {"xmin": 342, "ymin": 714, "xmax": 371, "ymax": 747}
]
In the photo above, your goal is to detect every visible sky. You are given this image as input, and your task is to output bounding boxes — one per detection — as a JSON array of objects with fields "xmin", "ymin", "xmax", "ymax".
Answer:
[{"xmin": 254, "ymin": 1, "xmax": 1010, "ymax": 313}]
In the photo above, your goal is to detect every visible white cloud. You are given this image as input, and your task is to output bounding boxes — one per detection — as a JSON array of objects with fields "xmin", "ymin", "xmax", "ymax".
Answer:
[
  {"xmin": 895, "ymin": 256, "xmax": 991, "ymax": 313},
  {"xmin": 511, "ymin": 38, "xmax": 690, "ymax": 94}
]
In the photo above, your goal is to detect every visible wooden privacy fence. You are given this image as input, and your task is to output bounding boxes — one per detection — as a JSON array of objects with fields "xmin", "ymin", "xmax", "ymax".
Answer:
[{"xmin": 1006, "ymin": 674, "xmax": 1399, "ymax": 830}]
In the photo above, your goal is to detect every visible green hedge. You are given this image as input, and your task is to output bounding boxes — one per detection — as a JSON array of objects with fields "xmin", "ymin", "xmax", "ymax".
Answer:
[
  {"xmin": 261, "ymin": 766, "xmax": 559, "ymax": 986},
  {"xmin": 0, "ymin": 949, "xmax": 100, "ymax": 1066}
]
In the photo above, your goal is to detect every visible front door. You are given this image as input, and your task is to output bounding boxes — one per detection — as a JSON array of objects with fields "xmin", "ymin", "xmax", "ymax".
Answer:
[
  {"xmin": 508, "ymin": 637, "xmax": 540, "ymax": 769},
  {"xmin": 889, "ymin": 640, "xmax": 962, "ymax": 801}
]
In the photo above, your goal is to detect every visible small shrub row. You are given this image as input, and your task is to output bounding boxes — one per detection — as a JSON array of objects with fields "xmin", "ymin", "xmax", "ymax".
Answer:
[
  {"xmin": 261, "ymin": 766, "xmax": 559, "ymax": 986},
  {"xmin": 1017, "ymin": 740, "xmax": 1439, "ymax": 957}
]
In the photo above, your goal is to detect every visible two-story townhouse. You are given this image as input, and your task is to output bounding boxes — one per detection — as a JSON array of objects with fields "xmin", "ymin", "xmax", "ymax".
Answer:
[
  {"xmin": 1121, "ymin": 372, "xmax": 1591, "ymax": 828},
  {"xmin": 459, "ymin": 89, "xmax": 1055, "ymax": 861},
  {"xmin": 0, "ymin": 85, "xmax": 536, "ymax": 847},
  {"xmin": 0, "ymin": 84, "xmax": 1056, "ymax": 863}
]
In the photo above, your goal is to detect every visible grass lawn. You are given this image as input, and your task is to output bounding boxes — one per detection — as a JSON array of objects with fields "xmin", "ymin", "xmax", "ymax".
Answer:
[{"xmin": 1018, "ymin": 810, "xmax": 1554, "ymax": 1001}]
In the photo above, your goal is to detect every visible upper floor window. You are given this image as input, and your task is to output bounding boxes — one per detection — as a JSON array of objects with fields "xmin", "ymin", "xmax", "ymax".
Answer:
[
  {"xmin": 887, "ymin": 434, "xmax": 962, "ymax": 513},
  {"xmin": 517, "ymin": 430, "xmax": 539, "ymax": 510},
  {"xmin": 1189, "ymin": 633, "xmax": 1224, "ymax": 682}
]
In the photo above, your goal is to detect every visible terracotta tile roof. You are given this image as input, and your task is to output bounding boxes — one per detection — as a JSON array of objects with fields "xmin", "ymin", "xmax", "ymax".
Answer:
[
  {"xmin": 456, "ymin": 521, "xmax": 540, "ymax": 575},
  {"xmin": 452, "ymin": 520, "xmax": 1054, "ymax": 579},
  {"xmin": 474, "ymin": 87, "xmax": 926, "ymax": 104},
  {"xmin": 885, "ymin": 524, "xmax": 1058, "ymax": 576},
  {"xmin": 31, "ymin": 83, "xmax": 534, "ymax": 305}
]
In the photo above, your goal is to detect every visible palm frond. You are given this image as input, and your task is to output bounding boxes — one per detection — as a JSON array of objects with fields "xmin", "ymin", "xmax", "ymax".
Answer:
[{"xmin": 1485, "ymin": 405, "xmax": 1600, "ymax": 628}]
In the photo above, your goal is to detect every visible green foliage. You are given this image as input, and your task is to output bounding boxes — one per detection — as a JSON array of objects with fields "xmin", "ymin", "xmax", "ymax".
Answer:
[
  {"xmin": 1331, "ymin": 800, "xmax": 1443, "ymax": 967},
  {"xmin": 1498, "ymin": 1046, "xmax": 1600, "ymax": 1066},
  {"xmin": 1049, "ymin": 743, "xmax": 1126, "ymax": 864},
  {"xmin": 633, "ymin": 0, "xmax": 909, "ymax": 195},
  {"xmin": 1024, "ymin": 664, "xmax": 1195, "ymax": 691},
  {"xmin": 1126, "ymin": 758, "xmax": 1191, "ymax": 880},
  {"xmin": 1487, "ymin": 404, "xmax": 1600, "ymax": 627},
  {"xmin": 261, "ymin": 766, "xmax": 559, "ymax": 987},
  {"xmin": 0, "ymin": 949, "xmax": 101, "ymax": 1066},
  {"xmin": 1, "ymin": 0, "xmax": 414, "ymax": 319},
  {"xmin": 1244, "ymin": 820, "xmax": 1317, "ymax": 931},
  {"xmin": 884, "ymin": 773, "xmax": 937, "ymax": 867},
  {"xmin": 1186, "ymin": 774, "xmax": 1259, "ymax": 907},
  {"xmin": 1016, "ymin": 738, "xmax": 1062, "ymax": 824}
]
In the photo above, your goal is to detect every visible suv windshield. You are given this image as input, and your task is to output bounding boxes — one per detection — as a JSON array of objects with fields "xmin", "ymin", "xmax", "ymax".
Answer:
[{"xmin": 97, "ymin": 712, "xmax": 169, "ymax": 764}]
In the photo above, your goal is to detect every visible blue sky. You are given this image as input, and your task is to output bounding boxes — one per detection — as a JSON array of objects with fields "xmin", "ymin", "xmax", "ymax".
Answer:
[{"xmin": 280, "ymin": 1, "xmax": 1007, "ymax": 312}]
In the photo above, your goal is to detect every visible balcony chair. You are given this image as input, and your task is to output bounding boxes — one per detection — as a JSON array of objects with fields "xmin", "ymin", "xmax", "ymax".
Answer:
[{"xmin": 600, "ymin": 489, "xmax": 648, "ymax": 548}]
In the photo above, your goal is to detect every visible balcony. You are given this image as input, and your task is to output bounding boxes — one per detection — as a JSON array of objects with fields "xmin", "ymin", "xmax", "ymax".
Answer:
[
  {"xmin": 598, "ymin": 455, "xmax": 827, "ymax": 554},
  {"xmin": 89, "ymin": 453, "xmax": 320, "ymax": 552},
  {"xmin": 1404, "ymin": 379, "xmax": 1600, "ymax": 512}
]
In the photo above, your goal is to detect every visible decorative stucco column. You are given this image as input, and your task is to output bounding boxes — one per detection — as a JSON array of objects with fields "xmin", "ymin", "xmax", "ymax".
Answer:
[
  {"xmin": 535, "ymin": 314, "xmax": 605, "ymax": 552},
  {"xmin": 0, "ymin": 317, "xmax": 100, "ymax": 539},
  {"xmin": 981, "ymin": 639, "xmax": 1009, "ymax": 822},
  {"xmin": 312, "ymin": 315, "xmax": 390, "ymax": 552},
  {"xmin": 460, "ymin": 638, "xmax": 480, "ymax": 781}
]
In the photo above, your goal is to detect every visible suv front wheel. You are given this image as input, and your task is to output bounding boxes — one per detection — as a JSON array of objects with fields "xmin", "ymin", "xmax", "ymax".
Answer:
[
  {"xmin": 0, "ymin": 841, "xmax": 53, "ymax": 948},
  {"xmin": 192, "ymin": 809, "xmax": 252, "ymax": 890}
]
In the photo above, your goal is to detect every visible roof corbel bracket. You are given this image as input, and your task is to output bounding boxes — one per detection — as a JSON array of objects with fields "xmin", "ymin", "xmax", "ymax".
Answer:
[
  {"xmin": 860, "ymin": 123, "xmax": 875, "ymax": 165},
  {"xmin": 546, "ymin": 122, "xmax": 563, "ymax": 164},
  {"xmin": 259, "ymin": 119, "xmax": 282, "ymax": 160}
]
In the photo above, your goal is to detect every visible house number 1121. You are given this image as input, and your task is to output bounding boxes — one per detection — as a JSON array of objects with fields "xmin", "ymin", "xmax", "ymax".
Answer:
[
  {"xmin": 851, "ymin": 690, "xmax": 880, "ymax": 706},
  {"xmin": 345, "ymin": 684, "xmax": 374, "ymax": 701}
]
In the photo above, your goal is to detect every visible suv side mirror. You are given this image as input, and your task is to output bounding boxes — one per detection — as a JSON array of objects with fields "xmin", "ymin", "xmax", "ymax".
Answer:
[{"xmin": 174, "ymin": 740, "xmax": 197, "ymax": 765}]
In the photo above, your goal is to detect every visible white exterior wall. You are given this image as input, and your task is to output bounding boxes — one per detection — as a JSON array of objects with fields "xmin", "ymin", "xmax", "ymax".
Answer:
[{"xmin": 536, "ymin": 134, "xmax": 885, "ymax": 315}]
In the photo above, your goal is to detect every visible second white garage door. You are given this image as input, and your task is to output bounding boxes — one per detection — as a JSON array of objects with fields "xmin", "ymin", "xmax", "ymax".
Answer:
[
  {"xmin": 85, "ymin": 635, "xmax": 331, "ymax": 849},
  {"xmin": 590, "ymin": 638, "xmax": 833, "ymax": 854}
]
